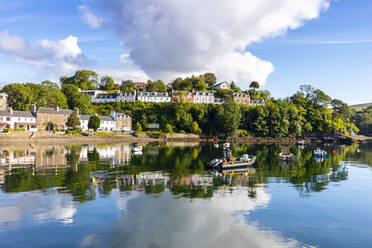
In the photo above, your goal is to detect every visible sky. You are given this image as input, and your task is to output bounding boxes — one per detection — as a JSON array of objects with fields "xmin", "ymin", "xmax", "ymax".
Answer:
[{"xmin": 0, "ymin": 0, "xmax": 371, "ymax": 105}]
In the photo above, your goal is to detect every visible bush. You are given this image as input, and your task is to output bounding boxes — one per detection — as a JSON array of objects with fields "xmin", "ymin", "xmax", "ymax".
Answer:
[
  {"xmin": 236, "ymin": 129, "xmax": 249, "ymax": 137},
  {"xmin": 15, "ymin": 128, "xmax": 25, "ymax": 131},
  {"xmin": 3, "ymin": 128, "xmax": 12, "ymax": 133},
  {"xmin": 164, "ymin": 124, "xmax": 173, "ymax": 133}
]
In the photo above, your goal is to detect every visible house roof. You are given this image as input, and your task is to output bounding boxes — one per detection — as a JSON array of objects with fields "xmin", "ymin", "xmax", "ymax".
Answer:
[
  {"xmin": 213, "ymin": 82, "xmax": 230, "ymax": 88},
  {"xmin": 79, "ymin": 115, "xmax": 115, "ymax": 122},
  {"xmin": 37, "ymin": 107, "xmax": 72, "ymax": 115},
  {"xmin": 134, "ymin": 82, "xmax": 147, "ymax": 87},
  {"xmin": 0, "ymin": 110, "xmax": 34, "ymax": 118},
  {"xmin": 96, "ymin": 93, "xmax": 118, "ymax": 99}
]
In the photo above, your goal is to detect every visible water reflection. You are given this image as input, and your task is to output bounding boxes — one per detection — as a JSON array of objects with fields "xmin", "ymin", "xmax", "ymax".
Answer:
[{"xmin": 0, "ymin": 142, "xmax": 370, "ymax": 247}]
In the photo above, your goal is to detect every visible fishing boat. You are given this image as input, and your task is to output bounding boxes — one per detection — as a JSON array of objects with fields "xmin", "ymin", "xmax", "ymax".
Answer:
[
  {"xmin": 131, "ymin": 146, "xmax": 143, "ymax": 152},
  {"xmin": 313, "ymin": 148, "xmax": 327, "ymax": 158},
  {"xmin": 223, "ymin": 142, "xmax": 230, "ymax": 148},
  {"xmin": 205, "ymin": 152, "xmax": 256, "ymax": 170},
  {"xmin": 279, "ymin": 152, "xmax": 295, "ymax": 161}
]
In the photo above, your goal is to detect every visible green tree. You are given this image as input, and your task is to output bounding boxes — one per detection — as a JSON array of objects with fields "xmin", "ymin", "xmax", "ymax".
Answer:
[
  {"xmin": 249, "ymin": 81, "xmax": 260, "ymax": 100},
  {"xmin": 62, "ymin": 84, "xmax": 92, "ymax": 114},
  {"xmin": 88, "ymin": 115, "xmax": 100, "ymax": 132},
  {"xmin": 100, "ymin": 76, "xmax": 115, "ymax": 90},
  {"xmin": 146, "ymin": 80, "xmax": 167, "ymax": 92},
  {"xmin": 66, "ymin": 110, "xmax": 81, "ymax": 130},
  {"xmin": 133, "ymin": 122, "xmax": 142, "ymax": 131},
  {"xmin": 164, "ymin": 124, "xmax": 173, "ymax": 133},
  {"xmin": 191, "ymin": 76, "xmax": 206, "ymax": 91},
  {"xmin": 1, "ymin": 83, "xmax": 33, "ymax": 111},
  {"xmin": 60, "ymin": 70, "xmax": 98, "ymax": 90},
  {"xmin": 121, "ymin": 80, "xmax": 135, "ymax": 92},
  {"xmin": 216, "ymin": 101, "xmax": 242, "ymax": 136},
  {"xmin": 203, "ymin": 73, "xmax": 217, "ymax": 87},
  {"xmin": 191, "ymin": 121, "xmax": 199, "ymax": 134}
]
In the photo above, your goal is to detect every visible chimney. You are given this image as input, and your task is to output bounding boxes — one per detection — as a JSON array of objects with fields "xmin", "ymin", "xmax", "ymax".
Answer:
[{"xmin": 54, "ymin": 105, "xmax": 59, "ymax": 112}]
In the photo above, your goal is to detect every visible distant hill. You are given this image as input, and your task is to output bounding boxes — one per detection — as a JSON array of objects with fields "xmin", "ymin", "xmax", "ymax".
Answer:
[{"xmin": 350, "ymin": 103, "xmax": 372, "ymax": 110}]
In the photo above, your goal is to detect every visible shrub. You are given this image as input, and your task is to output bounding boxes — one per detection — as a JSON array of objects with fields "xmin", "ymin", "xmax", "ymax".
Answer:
[{"xmin": 15, "ymin": 128, "xmax": 25, "ymax": 131}]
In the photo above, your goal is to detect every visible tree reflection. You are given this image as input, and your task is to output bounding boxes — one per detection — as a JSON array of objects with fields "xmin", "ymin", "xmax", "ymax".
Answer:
[{"xmin": 0, "ymin": 143, "xmax": 361, "ymax": 202}]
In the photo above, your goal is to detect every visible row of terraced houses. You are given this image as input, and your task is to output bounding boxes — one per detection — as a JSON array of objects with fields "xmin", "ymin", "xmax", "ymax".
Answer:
[{"xmin": 81, "ymin": 80, "xmax": 265, "ymax": 105}]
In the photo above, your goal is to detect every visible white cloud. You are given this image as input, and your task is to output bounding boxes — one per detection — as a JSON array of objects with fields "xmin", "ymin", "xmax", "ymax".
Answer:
[
  {"xmin": 99, "ymin": 0, "xmax": 331, "ymax": 86},
  {"xmin": 78, "ymin": 5, "xmax": 104, "ymax": 29},
  {"xmin": 0, "ymin": 30, "xmax": 94, "ymax": 78}
]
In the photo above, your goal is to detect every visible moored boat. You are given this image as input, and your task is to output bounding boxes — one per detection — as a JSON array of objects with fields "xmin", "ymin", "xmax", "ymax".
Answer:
[
  {"xmin": 279, "ymin": 152, "xmax": 295, "ymax": 161},
  {"xmin": 132, "ymin": 146, "xmax": 143, "ymax": 152},
  {"xmin": 205, "ymin": 154, "xmax": 256, "ymax": 170}
]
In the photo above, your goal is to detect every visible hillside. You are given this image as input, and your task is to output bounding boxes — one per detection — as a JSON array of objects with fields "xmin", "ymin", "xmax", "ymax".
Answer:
[{"xmin": 350, "ymin": 102, "xmax": 372, "ymax": 111}]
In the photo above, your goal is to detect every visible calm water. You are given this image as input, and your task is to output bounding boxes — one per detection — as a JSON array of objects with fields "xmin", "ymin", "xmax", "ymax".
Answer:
[{"xmin": 0, "ymin": 142, "xmax": 371, "ymax": 248}]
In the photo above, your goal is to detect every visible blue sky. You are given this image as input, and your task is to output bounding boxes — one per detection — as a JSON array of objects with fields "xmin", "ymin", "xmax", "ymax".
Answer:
[{"xmin": 0, "ymin": 0, "xmax": 371, "ymax": 105}]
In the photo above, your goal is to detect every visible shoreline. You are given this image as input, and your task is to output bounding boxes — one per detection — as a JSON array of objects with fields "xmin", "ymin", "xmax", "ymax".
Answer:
[{"xmin": 0, "ymin": 131, "xmax": 366, "ymax": 145}]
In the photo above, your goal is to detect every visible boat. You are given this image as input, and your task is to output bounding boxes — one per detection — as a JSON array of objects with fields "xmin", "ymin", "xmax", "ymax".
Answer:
[
  {"xmin": 213, "ymin": 143, "xmax": 219, "ymax": 148},
  {"xmin": 205, "ymin": 153, "xmax": 256, "ymax": 170},
  {"xmin": 313, "ymin": 148, "xmax": 327, "ymax": 158},
  {"xmin": 223, "ymin": 142, "xmax": 230, "ymax": 148},
  {"xmin": 131, "ymin": 146, "xmax": 143, "ymax": 152},
  {"xmin": 279, "ymin": 152, "xmax": 295, "ymax": 161}
]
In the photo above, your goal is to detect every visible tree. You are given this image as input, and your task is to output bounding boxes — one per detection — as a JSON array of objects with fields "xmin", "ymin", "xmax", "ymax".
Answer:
[
  {"xmin": 191, "ymin": 76, "xmax": 206, "ymax": 91},
  {"xmin": 203, "ymin": 73, "xmax": 217, "ymax": 87},
  {"xmin": 66, "ymin": 110, "xmax": 81, "ymax": 130},
  {"xmin": 1, "ymin": 83, "xmax": 33, "ymax": 111},
  {"xmin": 100, "ymin": 76, "xmax": 115, "ymax": 90},
  {"xmin": 331, "ymin": 99, "xmax": 350, "ymax": 133},
  {"xmin": 249, "ymin": 81, "xmax": 260, "ymax": 90},
  {"xmin": 133, "ymin": 122, "xmax": 142, "ymax": 131},
  {"xmin": 60, "ymin": 70, "xmax": 98, "ymax": 90},
  {"xmin": 121, "ymin": 80, "xmax": 135, "ymax": 92},
  {"xmin": 62, "ymin": 84, "xmax": 92, "ymax": 114},
  {"xmin": 164, "ymin": 124, "xmax": 173, "ymax": 133},
  {"xmin": 88, "ymin": 115, "xmax": 100, "ymax": 132},
  {"xmin": 249, "ymin": 81, "xmax": 260, "ymax": 100},
  {"xmin": 191, "ymin": 121, "xmax": 199, "ymax": 134},
  {"xmin": 216, "ymin": 101, "xmax": 242, "ymax": 136},
  {"xmin": 146, "ymin": 80, "xmax": 167, "ymax": 92}
]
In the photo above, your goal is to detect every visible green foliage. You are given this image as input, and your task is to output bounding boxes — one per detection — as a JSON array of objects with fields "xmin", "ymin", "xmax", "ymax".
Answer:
[
  {"xmin": 88, "ymin": 116, "xmax": 100, "ymax": 132},
  {"xmin": 66, "ymin": 110, "xmax": 81, "ymax": 130},
  {"xmin": 146, "ymin": 80, "xmax": 167, "ymax": 92},
  {"xmin": 60, "ymin": 70, "xmax": 98, "ymax": 90},
  {"xmin": 133, "ymin": 122, "xmax": 142, "ymax": 131},
  {"xmin": 352, "ymin": 105, "xmax": 372, "ymax": 136},
  {"xmin": 216, "ymin": 101, "xmax": 242, "ymax": 137},
  {"xmin": 45, "ymin": 121, "xmax": 55, "ymax": 131},
  {"xmin": 1, "ymin": 83, "xmax": 33, "ymax": 111},
  {"xmin": 250, "ymin": 81, "xmax": 260, "ymax": 90},
  {"xmin": 121, "ymin": 80, "xmax": 135, "ymax": 92},
  {"xmin": 172, "ymin": 75, "xmax": 206, "ymax": 91},
  {"xmin": 100, "ymin": 76, "xmax": 115, "ymax": 90},
  {"xmin": 191, "ymin": 121, "xmax": 199, "ymax": 134},
  {"xmin": 62, "ymin": 84, "xmax": 92, "ymax": 114},
  {"xmin": 164, "ymin": 124, "xmax": 173, "ymax": 133},
  {"xmin": 202, "ymin": 73, "xmax": 217, "ymax": 87}
]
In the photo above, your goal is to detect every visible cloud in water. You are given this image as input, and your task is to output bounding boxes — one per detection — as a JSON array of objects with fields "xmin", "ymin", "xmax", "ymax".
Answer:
[{"xmin": 99, "ymin": 0, "xmax": 330, "ymax": 86}]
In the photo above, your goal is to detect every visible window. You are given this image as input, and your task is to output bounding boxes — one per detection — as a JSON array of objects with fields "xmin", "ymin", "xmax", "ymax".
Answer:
[{"xmin": 6, "ymin": 117, "xmax": 10, "ymax": 121}]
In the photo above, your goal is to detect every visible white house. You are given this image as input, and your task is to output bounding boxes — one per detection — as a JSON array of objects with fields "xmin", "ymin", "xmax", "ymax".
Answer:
[
  {"xmin": 137, "ymin": 91, "xmax": 171, "ymax": 103},
  {"xmin": 117, "ymin": 91, "xmax": 137, "ymax": 102},
  {"xmin": 0, "ymin": 108, "xmax": 37, "ymax": 131},
  {"xmin": 192, "ymin": 91, "xmax": 214, "ymax": 104},
  {"xmin": 213, "ymin": 81, "xmax": 230, "ymax": 90},
  {"xmin": 80, "ymin": 115, "xmax": 116, "ymax": 131}
]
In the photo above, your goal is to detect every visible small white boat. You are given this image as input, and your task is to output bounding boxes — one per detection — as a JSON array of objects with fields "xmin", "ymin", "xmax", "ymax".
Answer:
[
  {"xmin": 132, "ymin": 146, "xmax": 143, "ymax": 152},
  {"xmin": 213, "ymin": 143, "xmax": 219, "ymax": 148},
  {"xmin": 223, "ymin": 143, "xmax": 230, "ymax": 148}
]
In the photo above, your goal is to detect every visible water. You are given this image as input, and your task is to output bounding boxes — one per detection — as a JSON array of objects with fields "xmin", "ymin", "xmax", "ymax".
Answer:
[{"xmin": 0, "ymin": 142, "xmax": 371, "ymax": 248}]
